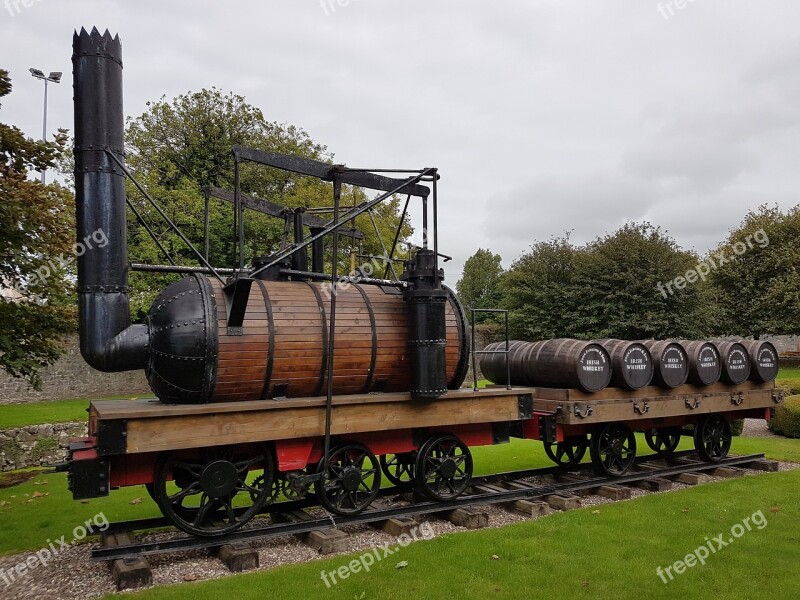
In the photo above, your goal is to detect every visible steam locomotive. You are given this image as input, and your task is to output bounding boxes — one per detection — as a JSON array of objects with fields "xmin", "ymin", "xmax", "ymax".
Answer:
[{"xmin": 65, "ymin": 28, "xmax": 781, "ymax": 538}]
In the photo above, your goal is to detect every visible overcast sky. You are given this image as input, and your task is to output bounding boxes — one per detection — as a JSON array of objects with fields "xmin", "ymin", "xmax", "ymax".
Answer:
[{"xmin": 2, "ymin": 1, "xmax": 798, "ymax": 284}]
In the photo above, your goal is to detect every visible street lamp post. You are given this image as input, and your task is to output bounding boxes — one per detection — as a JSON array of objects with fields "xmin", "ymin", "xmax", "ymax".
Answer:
[{"xmin": 29, "ymin": 68, "xmax": 62, "ymax": 184}]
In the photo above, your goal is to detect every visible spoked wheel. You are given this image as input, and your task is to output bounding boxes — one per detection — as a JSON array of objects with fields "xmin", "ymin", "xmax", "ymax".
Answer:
[
  {"xmin": 415, "ymin": 434, "xmax": 473, "ymax": 501},
  {"xmin": 315, "ymin": 443, "xmax": 381, "ymax": 515},
  {"xmin": 589, "ymin": 423, "xmax": 637, "ymax": 476},
  {"xmin": 380, "ymin": 453, "xmax": 416, "ymax": 487},
  {"xmin": 694, "ymin": 414, "xmax": 732, "ymax": 462},
  {"xmin": 153, "ymin": 444, "xmax": 274, "ymax": 537},
  {"xmin": 544, "ymin": 437, "xmax": 588, "ymax": 467},
  {"xmin": 645, "ymin": 427, "xmax": 682, "ymax": 456}
]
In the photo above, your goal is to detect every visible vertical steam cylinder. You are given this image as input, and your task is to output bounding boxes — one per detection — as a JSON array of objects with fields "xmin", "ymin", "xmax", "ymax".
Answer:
[{"xmin": 403, "ymin": 249, "xmax": 448, "ymax": 400}]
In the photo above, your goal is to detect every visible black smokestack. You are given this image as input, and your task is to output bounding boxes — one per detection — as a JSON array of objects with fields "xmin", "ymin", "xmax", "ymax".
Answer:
[{"xmin": 73, "ymin": 27, "xmax": 147, "ymax": 371}]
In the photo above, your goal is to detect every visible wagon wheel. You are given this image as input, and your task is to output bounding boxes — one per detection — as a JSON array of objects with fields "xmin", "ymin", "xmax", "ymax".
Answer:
[
  {"xmin": 645, "ymin": 427, "xmax": 682, "ymax": 456},
  {"xmin": 543, "ymin": 437, "xmax": 587, "ymax": 467},
  {"xmin": 415, "ymin": 434, "xmax": 473, "ymax": 501},
  {"xmin": 589, "ymin": 423, "xmax": 637, "ymax": 476},
  {"xmin": 694, "ymin": 414, "xmax": 732, "ymax": 462},
  {"xmin": 315, "ymin": 443, "xmax": 381, "ymax": 516},
  {"xmin": 153, "ymin": 444, "xmax": 274, "ymax": 537},
  {"xmin": 380, "ymin": 453, "xmax": 416, "ymax": 487}
]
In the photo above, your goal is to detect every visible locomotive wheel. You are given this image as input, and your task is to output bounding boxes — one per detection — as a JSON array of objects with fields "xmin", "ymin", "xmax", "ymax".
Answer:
[
  {"xmin": 315, "ymin": 443, "xmax": 381, "ymax": 515},
  {"xmin": 380, "ymin": 453, "xmax": 416, "ymax": 487},
  {"xmin": 543, "ymin": 437, "xmax": 588, "ymax": 467},
  {"xmin": 589, "ymin": 423, "xmax": 636, "ymax": 476},
  {"xmin": 694, "ymin": 414, "xmax": 732, "ymax": 462},
  {"xmin": 415, "ymin": 434, "xmax": 473, "ymax": 501},
  {"xmin": 645, "ymin": 427, "xmax": 682, "ymax": 456},
  {"xmin": 153, "ymin": 444, "xmax": 274, "ymax": 537}
]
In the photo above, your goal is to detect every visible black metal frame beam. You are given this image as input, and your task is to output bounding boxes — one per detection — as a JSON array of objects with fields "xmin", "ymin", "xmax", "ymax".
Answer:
[
  {"xmin": 202, "ymin": 186, "xmax": 364, "ymax": 239},
  {"xmin": 233, "ymin": 146, "xmax": 431, "ymax": 198}
]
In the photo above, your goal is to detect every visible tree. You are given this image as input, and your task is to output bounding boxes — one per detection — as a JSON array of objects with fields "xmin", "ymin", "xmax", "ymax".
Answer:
[
  {"xmin": 710, "ymin": 204, "xmax": 800, "ymax": 337},
  {"xmin": 123, "ymin": 89, "xmax": 411, "ymax": 317},
  {"xmin": 502, "ymin": 224, "xmax": 712, "ymax": 340},
  {"xmin": 574, "ymin": 223, "xmax": 713, "ymax": 340},
  {"xmin": 0, "ymin": 69, "xmax": 76, "ymax": 388},
  {"xmin": 501, "ymin": 235, "xmax": 582, "ymax": 339},
  {"xmin": 456, "ymin": 249, "xmax": 504, "ymax": 319}
]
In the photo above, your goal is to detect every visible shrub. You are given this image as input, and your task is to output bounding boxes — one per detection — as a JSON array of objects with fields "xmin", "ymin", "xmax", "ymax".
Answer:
[
  {"xmin": 730, "ymin": 419, "xmax": 744, "ymax": 437},
  {"xmin": 777, "ymin": 378, "xmax": 800, "ymax": 397},
  {"xmin": 768, "ymin": 395, "xmax": 800, "ymax": 438}
]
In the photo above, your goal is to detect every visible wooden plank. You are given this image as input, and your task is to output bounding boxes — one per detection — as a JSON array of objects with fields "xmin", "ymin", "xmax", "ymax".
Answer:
[
  {"xmin": 535, "ymin": 386, "xmax": 776, "ymax": 425},
  {"xmin": 103, "ymin": 532, "xmax": 152, "ymax": 591},
  {"xmin": 534, "ymin": 380, "xmax": 773, "ymax": 402},
  {"xmin": 92, "ymin": 388, "xmax": 527, "ymax": 419},
  {"xmin": 124, "ymin": 392, "xmax": 523, "ymax": 453}
]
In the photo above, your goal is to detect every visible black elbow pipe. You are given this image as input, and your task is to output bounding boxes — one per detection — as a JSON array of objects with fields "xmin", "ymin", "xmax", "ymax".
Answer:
[{"xmin": 73, "ymin": 27, "xmax": 148, "ymax": 371}]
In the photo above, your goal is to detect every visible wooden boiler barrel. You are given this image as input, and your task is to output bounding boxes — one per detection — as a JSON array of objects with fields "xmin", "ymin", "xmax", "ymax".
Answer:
[
  {"xmin": 713, "ymin": 341, "xmax": 751, "ymax": 384},
  {"xmin": 594, "ymin": 339, "xmax": 654, "ymax": 390},
  {"xmin": 209, "ymin": 280, "xmax": 468, "ymax": 401},
  {"xmin": 640, "ymin": 340, "xmax": 689, "ymax": 388},
  {"xmin": 677, "ymin": 340, "xmax": 721, "ymax": 386},
  {"xmin": 481, "ymin": 339, "xmax": 612, "ymax": 393},
  {"xmin": 738, "ymin": 340, "xmax": 779, "ymax": 383}
]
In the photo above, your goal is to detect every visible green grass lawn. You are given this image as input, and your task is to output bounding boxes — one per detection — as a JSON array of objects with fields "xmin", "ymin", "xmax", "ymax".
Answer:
[
  {"xmin": 0, "ymin": 394, "xmax": 153, "ymax": 429},
  {"xmin": 777, "ymin": 367, "xmax": 800, "ymax": 379},
  {"xmin": 122, "ymin": 466, "xmax": 800, "ymax": 600}
]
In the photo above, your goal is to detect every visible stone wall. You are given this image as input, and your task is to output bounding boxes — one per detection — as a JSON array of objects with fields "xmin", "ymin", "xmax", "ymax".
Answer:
[
  {"xmin": 0, "ymin": 335, "xmax": 150, "ymax": 404},
  {"xmin": 764, "ymin": 335, "xmax": 800, "ymax": 354},
  {"xmin": 0, "ymin": 422, "xmax": 87, "ymax": 471}
]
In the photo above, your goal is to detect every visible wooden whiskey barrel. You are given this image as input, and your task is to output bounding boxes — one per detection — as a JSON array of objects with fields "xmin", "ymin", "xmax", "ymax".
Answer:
[
  {"xmin": 481, "ymin": 339, "xmax": 612, "ymax": 393},
  {"xmin": 640, "ymin": 340, "xmax": 689, "ymax": 388},
  {"xmin": 738, "ymin": 340, "xmax": 779, "ymax": 383},
  {"xmin": 677, "ymin": 340, "xmax": 721, "ymax": 386},
  {"xmin": 209, "ymin": 279, "xmax": 468, "ymax": 401},
  {"xmin": 594, "ymin": 339, "xmax": 654, "ymax": 390},
  {"xmin": 713, "ymin": 341, "xmax": 751, "ymax": 384}
]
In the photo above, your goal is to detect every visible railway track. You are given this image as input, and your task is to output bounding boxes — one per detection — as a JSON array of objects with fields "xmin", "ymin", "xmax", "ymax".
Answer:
[{"xmin": 94, "ymin": 451, "xmax": 771, "ymax": 562}]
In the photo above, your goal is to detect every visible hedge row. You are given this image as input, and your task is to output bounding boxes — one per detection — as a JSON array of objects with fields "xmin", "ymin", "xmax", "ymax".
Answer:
[
  {"xmin": 768, "ymin": 395, "xmax": 800, "ymax": 438},
  {"xmin": 778, "ymin": 378, "xmax": 800, "ymax": 396}
]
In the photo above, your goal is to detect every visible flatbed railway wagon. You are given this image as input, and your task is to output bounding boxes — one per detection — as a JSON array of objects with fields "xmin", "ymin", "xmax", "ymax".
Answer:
[{"xmin": 64, "ymin": 28, "xmax": 783, "ymax": 538}]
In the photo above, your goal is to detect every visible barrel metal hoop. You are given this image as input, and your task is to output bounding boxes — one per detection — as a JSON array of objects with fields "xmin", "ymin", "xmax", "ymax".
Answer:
[
  {"xmin": 196, "ymin": 274, "xmax": 217, "ymax": 403},
  {"xmin": 254, "ymin": 279, "xmax": 276, "ymax": 400},
  {"xmin": 443, "ymin": 285, "xmax": 470, "ymax": 390},
  {"xmin": 305, "ymin": 282, "xmax": 329, "ymax": 397},
  {"xmin": 353, "ymin": 284, "xmax": 377, "ymax": 394}
]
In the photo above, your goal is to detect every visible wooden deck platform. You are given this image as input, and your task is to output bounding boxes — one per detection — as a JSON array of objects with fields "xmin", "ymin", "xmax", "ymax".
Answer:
[{"xmin": 88, "ymin": 381, "xmax": 781, "ymax": 455}]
